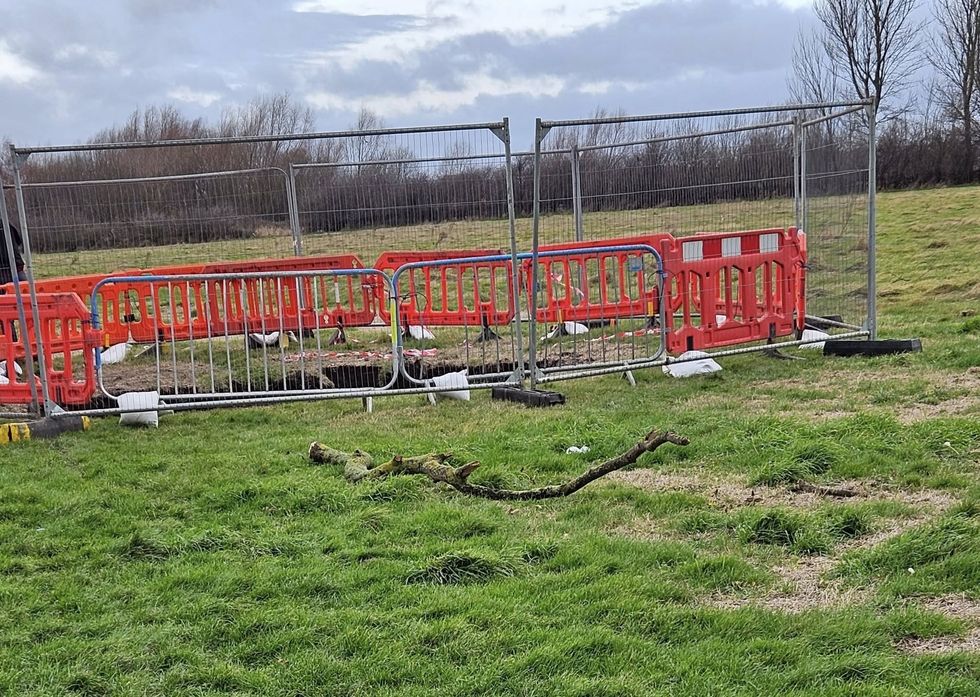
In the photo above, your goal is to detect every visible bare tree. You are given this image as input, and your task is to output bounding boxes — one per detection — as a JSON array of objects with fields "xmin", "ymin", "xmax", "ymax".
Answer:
[
  {"xmin": 220, "ymin": 92, "xmax": 317, "ymax": 167},
  {"xmin": 813, "ymin": 0, "xmax": 923, "ymax": 118},
  {"xmin": 929, "ymin": 0, "xmax": 980, "ymax": 180},
  {"xmin": 790, "ymin": 28, "xmax": 841, "ymax": 107}
]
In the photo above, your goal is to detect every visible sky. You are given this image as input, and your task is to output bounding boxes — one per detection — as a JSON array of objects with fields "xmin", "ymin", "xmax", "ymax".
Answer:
[{"xmin": 0, "ymin": 0, "xmax": 817, "ymax": 149}]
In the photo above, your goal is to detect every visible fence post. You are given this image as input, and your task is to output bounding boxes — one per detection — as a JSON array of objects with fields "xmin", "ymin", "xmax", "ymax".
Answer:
[
  {"xmin": 287, "ymin": 164, "xmax": 303, "ymax": 256},
  {"xmin": 1, "ymin": 177, "xmax": 40, "ymax": 415},
  {"xmin": 527, "ymin": 118, "xmax": 550, "ymax": 388},
  {"xmin": 793, "ymin": 114, "xmax": 802, "ymax": 231},
  {"xmin": 571, "ymin": 146, "xmax": 584, "ymax": 243},
  {"xmin": 570, "ymin": 146, "xmax": 588, "ymax": 294},
  {"xmin": 9, "ymin": 146, "xmax": 56, "ymax": 414},
  {"xmin": 495, "ymin": 118, "xmax": 525, "ymax": 382},
  {"xmin": 866, "ymin": 101, "xmax": 877, "ymax": 340},
  {"xmin": 800, "ymin": 124, "xmax": 808, "ymax": 237}
]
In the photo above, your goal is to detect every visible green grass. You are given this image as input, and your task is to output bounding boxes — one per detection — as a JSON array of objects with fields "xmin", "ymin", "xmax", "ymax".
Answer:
[{"xmin": 2, "ymin": 185, "xmax": 980, "ymax": 694}]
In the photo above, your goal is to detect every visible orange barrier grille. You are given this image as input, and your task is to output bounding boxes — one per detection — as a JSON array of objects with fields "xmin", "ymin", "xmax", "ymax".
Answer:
[
  {"xmin": 375, "ymin": 250, "xmax": 513, "ymax": 327},
  {"xmin": 0, "ymin": 292, "xmax": 102, "ymax": 406}
]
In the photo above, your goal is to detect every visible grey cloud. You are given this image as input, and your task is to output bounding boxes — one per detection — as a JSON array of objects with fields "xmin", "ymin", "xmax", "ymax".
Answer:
[
  {"xmin": 303, "ymin": 0, "xmax": 802, "ymax": 101},
  {"xmin": 0, "ymin": 0, "xmax": 806, "ymax": 149}
]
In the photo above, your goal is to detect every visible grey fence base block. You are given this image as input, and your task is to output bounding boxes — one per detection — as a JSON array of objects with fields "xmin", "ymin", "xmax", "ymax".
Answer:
[
  {"xmin": 2, "ymin": 414, "xmax": 90, "ymax": 444},
  {"xmin": 491, "ymin": 386, "xmax": 566, "ymax": 407},
  {"xmin": 823, "ymin": 339, "xmax": 922, "ymax": 357}
]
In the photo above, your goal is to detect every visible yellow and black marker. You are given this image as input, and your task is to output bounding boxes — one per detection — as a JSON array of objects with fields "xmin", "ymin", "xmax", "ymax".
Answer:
[{"xmin": 1, "ymin": 415, "xmax": 91, "ymax": 445}]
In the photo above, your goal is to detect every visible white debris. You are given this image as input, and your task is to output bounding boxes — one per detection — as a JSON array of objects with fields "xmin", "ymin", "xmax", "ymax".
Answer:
[
  {"xmin": 426, "ymin": 369, "xmax": 470, "ymax": 403},
  {"xmin": 662, "ymin": 350, "xmax": 723, "ymax": 378},
  {"xmin": 565, "ymin": 445, "xmax": 591, "ymax": 454},
  {"xmin": 799, "ymin": 328, "xmax": 831, "ymax": 350},
  {"xmin": 118, "ymin": 391, "xmax": 162, "ymax": 427},
  {"xmin": 408, "ymin": 325, "xmax": 435, "ymax": 341},
  {"xmin": 248, "ymin": 331, "xmax": 281, "ymax": 347},
  {"xmin": 100, "ymin": 342, "xmax": 130, "ymax": 365},
  {"xmin": 546, "ymin": 321, "xmax": 590, "ymax": 339},
  {"xmin": 0, "ymin": 360, "xmax": 23, "ymax": 377}
]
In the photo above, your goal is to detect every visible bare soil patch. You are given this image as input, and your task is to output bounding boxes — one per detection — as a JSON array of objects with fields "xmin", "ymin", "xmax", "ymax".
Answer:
[{"xmin": 609, "ymin": 467, "xmax": 969, "ymax": 637}]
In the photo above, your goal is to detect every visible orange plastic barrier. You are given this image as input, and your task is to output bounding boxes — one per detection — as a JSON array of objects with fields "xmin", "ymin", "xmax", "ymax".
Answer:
[
  {"xmin": 0, "ymin": 292, "xmax": 102, "ymax": 406},
  {"xmin": 375, "ymin": 249, "xmax": 514, "ymax": 327},
  {"xmin": 120, "ymin": 255, "xmax": 378, "ymax": 343},
  {"xmin": 3, "ymin": 270, "xmax": 143, "ymax": 350},
  {"xmin": 522, "ymin": 235, "xmax": 672, "ymax": 323},
  {"xmin": 205, "ymin": 255, "xmax": 381, "ymax": 330},
  {"xmin": 663, "ymin": 228, "xmax": 806, "ymax": 353}
]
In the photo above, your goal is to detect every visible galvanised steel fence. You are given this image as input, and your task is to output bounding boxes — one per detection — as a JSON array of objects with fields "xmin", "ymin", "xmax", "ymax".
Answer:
[{"xmin": 0, "ymin": 101, "xmax": 876, "ymax": 417}]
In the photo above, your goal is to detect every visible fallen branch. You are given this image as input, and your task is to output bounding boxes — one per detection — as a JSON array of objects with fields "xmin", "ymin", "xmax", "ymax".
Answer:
[
  {"xmin": 790, "ymin": 481, "xmax": 862, "ymax": 498},
  {"xmin": 309, "ymin": 428, "xmax": 689, "ymax": 500}
]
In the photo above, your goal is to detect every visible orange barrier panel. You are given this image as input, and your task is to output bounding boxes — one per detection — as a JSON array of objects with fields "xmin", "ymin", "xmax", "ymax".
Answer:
[
  {"xmin": 3, "ymin": 271, "xmax": 143, "ymax": 349},
  {"xmin": 375, "ymin": 249, "xmax": 514, "ymax": 327},
  {"xmin": 663, "ymin": 227, "xmax": 806, "ymax": 353},
  {"xmin": 0, "ymin": 293, "xmax": 102, "ymax": 406},
  {"xmin": 522, "ymin": 235, "xmax": 672, "ymax": 323},
  {"xmin": 205, "ymin": 255, "xmax": 380, "ymax": 330},
  {"xmin": 122, "ymin": 255, "xmax": 377, "ymax": 343}
]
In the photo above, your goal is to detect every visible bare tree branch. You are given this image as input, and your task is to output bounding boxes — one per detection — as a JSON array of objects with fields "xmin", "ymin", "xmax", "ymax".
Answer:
[
  {"xmin": 309, "ymin": 429, "xmax": 690, "ymax": 500},
  {"xmin": 929, "ymin": 0, "xmax": 980, "ymax": 179},
  {"xmin": 813, "ymin": 0, "xmax": 923, "ymax": 119}
]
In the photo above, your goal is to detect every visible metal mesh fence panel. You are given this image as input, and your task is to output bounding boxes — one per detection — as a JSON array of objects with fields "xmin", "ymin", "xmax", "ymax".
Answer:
[
  {"xmin": 5, "ymin": 120, "xmax": 522, "ymax": 411},
  {"xmin": 803, "ymin": 108, "xmax": 872, "ymax": 329},
  {"xmin": 529, "ymin": 102, "xmax": 874, "ymax": 382},
  {"xmin": 92, "ymin": 269, "xmax": 397, "ymax": 408},
  {"xmin": 6, "ymin": 168, "xmax": 293, "ymax": 279},
  {"xmin": 538, "ymin": 115, "xmax": 799, "ymax": 244}
]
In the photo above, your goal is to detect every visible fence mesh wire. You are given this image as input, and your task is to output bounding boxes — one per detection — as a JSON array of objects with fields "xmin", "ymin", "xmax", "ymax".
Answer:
[
  {"xmin": 530, "ymin": 106, "xmax": 872, "ymax": 377},
  {"xmin": 4, "ymin": 123, "xmax": 524, "ymax": 411},
  {"xmin": 803, "ymin": 110, "xmax": 871, "ymax": 328},
  {"xmin": 6, "ymin": 169, "xmax": 293, "ymax": 279},
  {"xmin": 537, "ymin": 114, "xmax": 800, "ymax": 244},
  {"xmin": 1, "ymin": 105, "xmax": 873, "ymax": 413}
]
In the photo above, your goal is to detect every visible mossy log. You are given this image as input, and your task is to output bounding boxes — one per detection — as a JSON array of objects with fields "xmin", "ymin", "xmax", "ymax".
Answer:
[{"xmin": 309, "ymin": 428, "xmax": 689, "ymax": 500}]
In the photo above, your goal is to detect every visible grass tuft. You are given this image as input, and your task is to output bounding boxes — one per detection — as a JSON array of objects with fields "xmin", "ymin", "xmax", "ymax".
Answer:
[
  {"xmin": 406, "ymin": 551, "xmax": 519, "ymax": 585},
  {"xmin": 738, "ymin": 509, "xmax": 803, "ymax": 546},
  {"xmin": 119, "ymin": 532, "xmax": 172, "ymax": 562}
]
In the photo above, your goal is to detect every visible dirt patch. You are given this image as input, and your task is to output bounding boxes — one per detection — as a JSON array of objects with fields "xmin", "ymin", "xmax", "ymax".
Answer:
[
  {"xmin": 609, "ymin": 468, "xmax": 963, "ymax": 619},
  {"xmin": 609, "ymin": 468, "xmax": 956, "ymax": 513},
  {"xmin": 896, "ymin": 629, "xmax": 980, "ymax": 654},
  {"xmin": 894, "ymin": 595, "xmax": 980, "ymax": 654},
  {"xmin": 100, "ymin": 360, "xmax": 219, "ymax": 395},
  {"xmin": 896, "ymin": 396, "xmax": 980, "ymax": 424}
]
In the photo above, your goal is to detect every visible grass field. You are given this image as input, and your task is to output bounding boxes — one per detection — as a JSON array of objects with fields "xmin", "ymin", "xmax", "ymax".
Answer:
[{"xmin": 2, "ymin": 186, "xmax": 979, "ymax": 695}]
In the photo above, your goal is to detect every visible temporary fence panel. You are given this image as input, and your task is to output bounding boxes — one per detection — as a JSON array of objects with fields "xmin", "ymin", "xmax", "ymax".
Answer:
[
  {"xmin": 8, "ymin": 119, "xmax": 522, "ymax": 411},
  {"xmin": 521, "ymin": 243, "xmax": 667, "ymax": 376},
  {"xmin": 380, "ymin": 245, "xmax": 667, "ymax": 384},
  {"xmin": 92, "ymin": 269, "xmax": 399, "ymax": 409},
  {"xmin": 529, "ymin": 102, "xmax": 873, "ymax": 383},
  {"xmin": 801, "ymin": 105, "xmax": 874, "ymax": 333}
]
